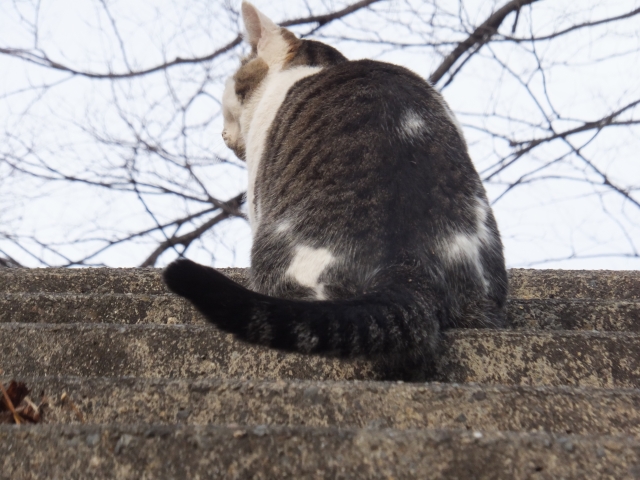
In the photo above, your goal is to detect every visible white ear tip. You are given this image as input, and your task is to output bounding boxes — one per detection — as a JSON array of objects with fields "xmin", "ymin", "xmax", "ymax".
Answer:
[
  {"xmin": 241, "ymin": 1, "xmax": 280, "ymax": 50},
  {"xmin": 241, "ymin": 2, "xmax": 256, "ymax": 20},
  {"xmin": 241, "ymin": 2, "xmax": 259, "ymax": 24}
]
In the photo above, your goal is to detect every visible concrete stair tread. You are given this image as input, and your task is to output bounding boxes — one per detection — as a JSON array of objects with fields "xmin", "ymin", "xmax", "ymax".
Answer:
[
  {"xmin": 0, "ymin": 292, "xmax": 200, "ymax": 325},
  {"xmin": 0, "ymin": 267, "xmax": 247, "ymax": 295},
  {"xmin": 0, "ymin": 322, "xmax": 377, "ymax": 381},
  {"xmin": 2, "ymin": 423, "xmax": 640, "ymax": 478},
  {"xmin": 508, "ymin": 269, "xmax": 640, "ymax": 300},
  {"xmin": 3, "ymin": 267, "xmax": 639, "ymax": 477},
  {"xmin": 3, "ymin": 323, "xmax": 640, "ymax": 387},
  {"xmin": 8, "ymin": 375, "xmax": 640, "ymax": 436},
  {"xmin": 2, "ymin": 267, "xmax": 639, "ymax": 299},
  {"xmin": 3, "ymin": 292, "xmax": 639, "ymax": 331},
  {"xmin": 507, "ymin": 298, "xmax": 640, "ymax": 331}
]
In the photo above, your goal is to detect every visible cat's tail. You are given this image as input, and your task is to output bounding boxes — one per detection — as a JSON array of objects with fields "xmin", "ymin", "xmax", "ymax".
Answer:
[{"xmin": 163, "ymin": 259, "xmax": 443, "ymax": 362}]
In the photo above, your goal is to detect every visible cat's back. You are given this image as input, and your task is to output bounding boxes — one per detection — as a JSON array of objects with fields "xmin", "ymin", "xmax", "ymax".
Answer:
[
  {"xmin": 253, "ymin": 57, "xmax": 501, "ymax": 295},
  {"xmin": 293, "ymin": 59, "xmax": 442, "ymax": 106},
  {"xmin": 259, "ymin": 58, "xmax": 483, "ymax": 239},
  {"xmin": 271, "ymin": 59, "xmax": 457, "ymax": 140},
  {"xmin": 264, "ymin": 58, "xmax": 473, "ymax": 178}
]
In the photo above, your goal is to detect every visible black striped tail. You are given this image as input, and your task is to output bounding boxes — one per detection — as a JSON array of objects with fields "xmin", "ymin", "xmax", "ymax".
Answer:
[{"xmin": 163, "ymin": 259, "xmax": 441, "ymax": 364}]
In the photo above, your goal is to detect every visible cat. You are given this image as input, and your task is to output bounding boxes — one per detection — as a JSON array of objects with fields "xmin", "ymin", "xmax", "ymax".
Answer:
[{"xmin": 163, "ymin": 1, "xmax": 509, "ymax": 380}]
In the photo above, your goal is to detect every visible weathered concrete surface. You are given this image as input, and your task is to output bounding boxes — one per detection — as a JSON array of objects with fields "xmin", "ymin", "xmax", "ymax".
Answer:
[
  {"xmin": 12, "ymin": 376, "xmax": 640, "ymax": 436},
  {"xmin": 0, "ymin": 293, "xmax": 201, "ymax": 325},
  {"xmin": 3, "ymin": 293, "xmax": 639, "ymax": 332},
  {"xmin": 3, "ymin": 267, "xmax": 640, "ymax": 477},
  {"xmin": 439, "ymin": 329, "xmax": 640, "ymax": 388},
  {"xmin": 4, "ymin": 324, "xmax": 640, "ymax": 387},
  {"xmin": 2, "ymin": 267, "xmax": 640, "ymax": 299},
  {"xmin": 507, "ymin": 298, "xmax": 640, "ymax": 331},
  {"xmin": 0, "ymin": 323, "xmax": 377, "ymax": 381},
  {"xmin": 0, "ymin": 267, "xmax": 247, "ymax": 294},
  {"xmin": 3, "ymin": 424, "xmax": 640, "ymax": 479},
  {"xmin": 508, "ymin": 269, "xmax": 640, "ymax": 300}
]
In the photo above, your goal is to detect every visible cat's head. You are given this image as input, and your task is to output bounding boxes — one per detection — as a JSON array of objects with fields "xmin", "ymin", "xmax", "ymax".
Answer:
[{"xmin": 221, "ymin": 2, "xmax": 346, "ymax": 160}]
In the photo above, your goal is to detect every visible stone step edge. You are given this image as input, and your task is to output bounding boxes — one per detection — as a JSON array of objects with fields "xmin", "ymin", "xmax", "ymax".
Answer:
[
  {"xmin": 11, "ymin": 374, "xmax": 640, "ymax": 394},
  {"xmin": 5, "ymin": 292, "xmax": 636, "ymax": 303},
  {"xmin": 3, "ymin": 321, "xmax": 639, "ymax": 339},
  {"xmin": 2, "ymin": 268, "xmax": 639, "ymax": 300},
  {"xmin": 7, "ymin": 375, "xmax": 640, "ymax": 435},
  {"xmin": 4, "ymin": 294, "xmax": 639, "ymax": 334},
  {"xmin": 2, "ymin": 424, "xmax": 639, "ymax": 478},
  {"xmin": 5, "ymin": 323, "xmax": 640, "ymax": 387}
]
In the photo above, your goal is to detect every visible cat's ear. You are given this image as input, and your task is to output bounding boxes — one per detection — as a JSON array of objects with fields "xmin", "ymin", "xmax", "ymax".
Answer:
[{"xmin": 241, "ymin": 2, "xmax": 280, "ymax": 52}]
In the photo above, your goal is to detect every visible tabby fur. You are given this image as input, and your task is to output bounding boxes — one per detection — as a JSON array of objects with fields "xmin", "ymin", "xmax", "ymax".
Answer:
[{"xmin": 164, "ymin": 2, "xmax": 509, "ymax": 380}]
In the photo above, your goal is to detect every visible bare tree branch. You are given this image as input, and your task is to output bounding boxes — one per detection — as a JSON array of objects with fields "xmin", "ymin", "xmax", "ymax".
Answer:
[
  {"xmin": 484, "ymin": 99, "xmax": 640, "ymax": 181},
  {"xmin": 429, "ymin": 0, "xmax": 540, "ymax": 84},
  {"xmin": 0, "ymin": 0, "xmax": 383, "ymax": 80},
  {"xmin": 139, "ymin": 192, "xmax": 245, "ymax": 267},
  {"xmin": 501, "ymin": 6, "xmax": 640, "ymax": 43},
  {"xmin": 0, "ymin": 38, "xmax": 240, "ymax": 79},
  {"xmin": 0, "ymin": 253, "xmax": 23, "ymax": 268},
  {"xmin": 1, "ymin": 0, "xmax": 638, "ymax": 268}
]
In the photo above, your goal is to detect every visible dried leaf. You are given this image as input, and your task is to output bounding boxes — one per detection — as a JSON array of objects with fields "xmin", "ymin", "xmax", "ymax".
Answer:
[
  {"xmin": 0, "ymin": 380, "xmax": 46, "ymax": 424},
  {"xmin": 16, "ymin": 396, "xmax": 43, "ymax": 423},
  {"xmin": 5, "ymin": 381, "xmax": 29, "ymax": 406},
  {"xmin": 0, "ymin": 381, "xmax": 21, "ymax": 424}
]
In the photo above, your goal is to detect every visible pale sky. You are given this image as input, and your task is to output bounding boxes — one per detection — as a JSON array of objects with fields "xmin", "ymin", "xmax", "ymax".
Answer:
[{"xmin": 1, "ymin": 0, "xmax": 639, "ymax": 269}]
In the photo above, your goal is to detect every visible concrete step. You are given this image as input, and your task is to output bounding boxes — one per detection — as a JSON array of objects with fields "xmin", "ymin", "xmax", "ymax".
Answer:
[
  {"xmin": 440, "ymin": 329, "xmax": 640, "ymax": 388},
  {"xmin": 507, "ymin": 298, "xmax": 640, "ymax": 331},
  {"xmin": 0, "ymin": 323, "xmax": 376, "ymax": 381},
  {"xmin": 0, "ymin": 293, "xmax": 199, "ymax": 325},
  {"xmin": 2, "ymin": 293, "xmax": 638, "ymax": 331},
  {"xmin": 508, "ymin": 269, "xmax": 640, "ymax": 300},
  {"xmin": 2, "ymin": 424, "xmax": 639, "ymax": 479},
  {"xmin": 0, "ymin": 267, "xmax": 247, "ymax": 295},
  {"xmin": 2, "ymin": 267, "xmax": 639, "ymax": 299},
  {"xmin": 12, "ymin": 376, "xmax": 640, "ymax": 436},
  {"xmin": 3, "ymin": 323, "xmax": 640, "ymax": 387}
]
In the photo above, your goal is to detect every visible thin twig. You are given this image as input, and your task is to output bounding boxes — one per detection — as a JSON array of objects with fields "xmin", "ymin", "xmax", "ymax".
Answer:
[
  {"xmin": 0, "ymin": 383, "xmax": 21, "ymax": 425},
  {"xmin": 430, "ymin": 0, "xmax": 540, "ymax": 85},
  {"xmin": 0, "ymin": 0, "xmax": 383, "ymax": 80}
]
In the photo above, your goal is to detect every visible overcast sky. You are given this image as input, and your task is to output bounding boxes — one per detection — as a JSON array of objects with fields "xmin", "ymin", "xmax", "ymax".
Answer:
[{"xmin": 1, "ymin": 0, "xmax": 639, "ymax": 270}]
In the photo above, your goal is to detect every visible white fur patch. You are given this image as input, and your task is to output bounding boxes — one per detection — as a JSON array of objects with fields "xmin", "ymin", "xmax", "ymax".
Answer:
[
  {"xmin": 275, "ymin": 220, "xmax": 292, "ymax": 233},
  {"xmin": 399, "ymin": 109, "xmax": 428, "ymax": 140},
  {"xmin": 255, "ymin": 25, "xmax": 290, "ymax": 68},
  {"xmin": 446, "ymin": 233, "xmax": 483, "ymax": 270},
  {"xmin": 442, "ymin": 198, "xmax": 494, "ymax": 290},
  {"xmin": 243, "ymin": 66, "xmax": 322, "ymax": 228},
  {"xmin": 286, "ymin": 245, "xmax": 334, "ymax": 299},
  {"xmin": 242, "ymin": 3, "xmax": 279, "ymax": 52}
]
